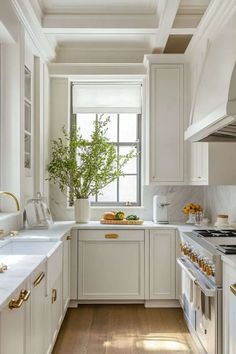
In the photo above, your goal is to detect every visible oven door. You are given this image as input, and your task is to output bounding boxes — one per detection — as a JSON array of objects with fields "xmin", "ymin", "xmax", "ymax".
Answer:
[{"xmin": 177, "ymin": 257, "xmax": 222, "ymax": 354}]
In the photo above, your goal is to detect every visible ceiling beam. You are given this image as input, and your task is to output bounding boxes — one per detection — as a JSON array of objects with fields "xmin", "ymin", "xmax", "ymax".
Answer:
[
  {"xmin": 154, "ymin": 0, "xmax": 181, "ymax": 52},
  {"xmin": 42, "ymin": 14, "xmax": 158, "ymax": 34}
]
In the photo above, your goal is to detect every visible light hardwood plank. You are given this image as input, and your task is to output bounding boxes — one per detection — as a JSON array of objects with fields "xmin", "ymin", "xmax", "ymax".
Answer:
[{"xmin": 53, "ymin": 305, "xmax": 199, "ymax": 354}]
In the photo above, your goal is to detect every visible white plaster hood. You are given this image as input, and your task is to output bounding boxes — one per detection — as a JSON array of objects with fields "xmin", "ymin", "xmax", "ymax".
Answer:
[{"xmin": 185, "ymin": 11, "xmax": 236, "ymax": 142}]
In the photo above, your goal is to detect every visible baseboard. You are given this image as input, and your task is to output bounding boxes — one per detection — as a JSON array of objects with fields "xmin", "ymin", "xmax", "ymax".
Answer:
[
  {"xmin": 69, "ymin": 300, "xmax": 79, "ymax": 308},
  {"xmin": 77, "ymin": 300, "xmax": 144, "ymax": 305},
  {"xmin": 144, "ymin": 300, "xmax": 181, "ymax": 308}
]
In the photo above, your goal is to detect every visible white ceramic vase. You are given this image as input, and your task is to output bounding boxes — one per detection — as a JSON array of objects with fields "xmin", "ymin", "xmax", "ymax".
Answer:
[{"xmin": 74, "ymin": 198, "xmax": 90, "ymax": 223}]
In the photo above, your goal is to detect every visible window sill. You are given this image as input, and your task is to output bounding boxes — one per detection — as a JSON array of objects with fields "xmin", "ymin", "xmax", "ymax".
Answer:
[{"xmin": 66, "ymin": 206, "xmax": 145, "ymax": 211}]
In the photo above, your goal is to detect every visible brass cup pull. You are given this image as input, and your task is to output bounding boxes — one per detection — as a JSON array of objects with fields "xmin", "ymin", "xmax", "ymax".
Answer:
[
  {"xmin": 33, "ymin": 272, "xmax": 45, "ymax": 287},
  {"xmin": 67, "ymin": 235, "xmax": 72, "ymax": 240},
  {"xmin": 52, "ymin": 288, "xmax": 57, "ymax": 303},
  {"xmin": 105, "ymin": 233, "xmax": 119, "ymax": 239},
  {"xmin": 230, "ymin": 283, "xmax": 236, "ymax": 296},
  {"xmin": 8, "ymin": 289, "xmax": 30, "ymax": 309}
]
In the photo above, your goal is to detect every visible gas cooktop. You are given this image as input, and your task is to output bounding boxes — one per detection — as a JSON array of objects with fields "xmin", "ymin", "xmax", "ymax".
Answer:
[{"xmin": 193, "ymin": 229, "xmax": 236, "ymax": 238}]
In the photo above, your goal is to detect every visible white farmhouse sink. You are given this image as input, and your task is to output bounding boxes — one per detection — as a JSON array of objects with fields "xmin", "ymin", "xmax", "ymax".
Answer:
[{"xmin": 0, "ymin": 240, "xmax": 60, "ymax": 256}]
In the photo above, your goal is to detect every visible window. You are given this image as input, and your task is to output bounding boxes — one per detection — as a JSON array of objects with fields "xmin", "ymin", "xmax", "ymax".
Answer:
[{"xmin": 71, "ymin": 83, "xmax": 142, "ymax": 206}]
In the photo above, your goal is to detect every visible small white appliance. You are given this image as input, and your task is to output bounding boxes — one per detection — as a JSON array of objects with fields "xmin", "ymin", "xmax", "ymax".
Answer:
[{"xmin": 153, "ymin": 195, "xmax": 170, "ymax": 224}]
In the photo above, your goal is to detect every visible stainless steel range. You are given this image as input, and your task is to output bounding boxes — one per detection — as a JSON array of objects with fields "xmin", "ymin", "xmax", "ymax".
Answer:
[{"xmin": 178, "ymin": 229, "xmax": 236, "ymax": 354}]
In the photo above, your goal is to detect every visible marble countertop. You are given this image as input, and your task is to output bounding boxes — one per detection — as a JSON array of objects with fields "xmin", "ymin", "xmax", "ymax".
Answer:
[{"xmin": 0, "ymin": 255, "xmax": 46, "ymax": 311}]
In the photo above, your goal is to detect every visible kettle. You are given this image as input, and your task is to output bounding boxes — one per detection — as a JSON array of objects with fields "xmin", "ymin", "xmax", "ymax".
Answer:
[
  {"xmin": 25, "ymin": 192, "xmax": 53, "ymax": 229},
  {"xmin": 153, "ymin": 195, "xmax": 170, "ymax": 224}
]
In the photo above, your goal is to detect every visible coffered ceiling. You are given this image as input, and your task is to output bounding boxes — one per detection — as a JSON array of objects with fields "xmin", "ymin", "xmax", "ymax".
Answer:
[{"xmin": 29, "ymin": 0, "xmax": 212, "ymax": 62}]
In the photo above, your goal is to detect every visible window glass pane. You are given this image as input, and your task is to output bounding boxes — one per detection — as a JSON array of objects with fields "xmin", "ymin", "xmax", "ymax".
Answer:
[
  {"xmin": 97, "ymin": 180, "xmax": 117, "ymax": 202},
  {"xmin": 77, "ymin": 113, "xmax": 96, "ymax": 140},
  {"xmin": 119, "ymin": 146, "xmax": 137, "ymax": 174},
  {"xmin": 89, "ymin": 195, "xmax": 96, "ymax": 202},
  {"xmin": 119, "ymin": 175, "xmax": 137, "ymax": 203},
  {"xmin": 101, "ymin": 113, "xmax": 117, "ymax": 142},
  {"xmin": 119, "ymin": 114, "xmax": 137, "ymax": 142}
]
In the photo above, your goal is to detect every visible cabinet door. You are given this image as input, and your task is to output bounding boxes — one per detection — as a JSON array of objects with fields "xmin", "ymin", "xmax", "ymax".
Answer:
[
  {"xmin": 62, "ymin": 234, "xmax": 71, "ymax": 313},
  {"xmin": 223, "ymin": 263, "xmax": 236, "ymax": 354},
  {"xmin": 30, "ymin": 263, "xmax": 46, "ymax": 354},
  {"xmin": 150, "ymin": 64, "xmax": 184, "ymax": 184},
  {"xmin": 190, "ymin": 142, "xmax": 208, "ymax": 184},
  {"xmin": 150, "ymin": 230, "xmax": 176, "ymax": 299},
  {"xmin": 51, "ymin": 274, "xmax": 63, "ymax": 344},
  {"xmin": 0, "ymin": 281, "xmax": 30, "ymax": 354},
  {"xmin": 78, "ymin": 230, "xmax": 144, "ymax": 300}
]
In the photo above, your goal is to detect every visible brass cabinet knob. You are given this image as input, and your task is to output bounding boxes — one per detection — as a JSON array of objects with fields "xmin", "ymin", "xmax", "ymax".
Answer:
[{"xmin": 66, "ymin": 235, "xmax": 72, "ymax": 240}]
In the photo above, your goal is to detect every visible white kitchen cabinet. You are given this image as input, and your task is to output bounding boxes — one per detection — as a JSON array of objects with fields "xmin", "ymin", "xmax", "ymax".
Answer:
[
  {"xmin": 150, "ymin": 229, "xmax": 176, "ymax": 299},
  {"xmin": 78, "ymin": 230, "xmax": 145, "ymax": 300},
  {"xmin": 148, "ymin": 61, "xmax": 184, "ymax": 184},
  {"xmin": 189, "ymin": 142, "xmax": 236, "ymax": 185},
  {"xmin": 223, "ymin": 261, "xmax": 236, "ymax": 354},
  {"xmin": 29, "ymin": 262, "xmax": 47, "ymax": 354},
  {"xmin": 0, "ymin": 281, "xmax": 30, "ymax": 354},
  {"xmin": 45, "ymin": 243, "xmax": 63, "ymax": 354},
  {"xmin": 62, "ymin": 233, "xmax": 71, "ymax": 313}
]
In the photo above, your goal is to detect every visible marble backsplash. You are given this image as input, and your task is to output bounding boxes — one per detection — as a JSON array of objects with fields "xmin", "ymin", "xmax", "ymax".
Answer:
[
  {"xmin": 50, "ymin": 184, "xmax": 204, "ymax": 222},
  {"xmin": 204, "ymin": 186, "xmax": 236, "ymax": 224}
]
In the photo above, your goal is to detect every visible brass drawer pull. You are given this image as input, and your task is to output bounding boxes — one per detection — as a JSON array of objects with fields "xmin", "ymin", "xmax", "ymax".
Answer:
[
  {"xmin": 33, "ymin": 272, "xmax": 45, "ymax": 287},
  {"xmin": 21, "ymin": 289, "xmax": 31, "ymax": 301},
  {"xmin": 230, "ymin": 283, "xmax": 236, "ymax": 296},
  {"xmin": 105, "ymin": 233, "xmax": 119, "ymax": 239},
  {"xmin": 9, "ymin": 289, "xmax": 30, "ymax": 309},
  {"xmin": 67, "ymin": 235, "xmax": 72, "ymax": 240},
  {"xmin": 52, "ymin": 288, "xmax": 57, "ymax": 303}
]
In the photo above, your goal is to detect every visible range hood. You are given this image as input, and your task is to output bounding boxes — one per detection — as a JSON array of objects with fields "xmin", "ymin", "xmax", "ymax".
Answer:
[{"xmin": 185, "ymin": 11, "xmax": 236, "ymax": 142}]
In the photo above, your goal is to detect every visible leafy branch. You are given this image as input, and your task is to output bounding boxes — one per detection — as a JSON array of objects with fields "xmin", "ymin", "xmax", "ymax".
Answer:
[{"xmin": 47, "ymin": 115, "xmax": 137, "ymax": 202}]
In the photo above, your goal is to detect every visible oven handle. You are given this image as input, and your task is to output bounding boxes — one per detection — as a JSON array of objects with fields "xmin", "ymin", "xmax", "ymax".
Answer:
[{"xmin": 177, "ymin": 257, "xmax": 217, "ymax": 298}]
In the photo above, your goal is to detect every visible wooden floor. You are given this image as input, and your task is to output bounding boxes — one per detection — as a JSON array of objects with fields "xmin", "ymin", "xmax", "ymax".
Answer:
[{"xmin": 53, "ymin": 305, "xmax": 199, "ymax": 354}]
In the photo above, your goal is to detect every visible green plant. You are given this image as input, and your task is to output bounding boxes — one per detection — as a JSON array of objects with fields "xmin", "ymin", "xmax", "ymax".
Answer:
[{"xmin": 47, "ymin": 115, "xmax": 137, "ymax": 202}]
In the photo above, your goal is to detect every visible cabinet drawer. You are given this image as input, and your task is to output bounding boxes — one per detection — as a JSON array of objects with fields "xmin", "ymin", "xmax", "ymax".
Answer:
[
  {"xmin": 47, "ymin": 242, "xmax": 63, "ymax": 295},
  {"xmin": 79, "ymin": 229, "xmax": 144, "ymax": 241}
]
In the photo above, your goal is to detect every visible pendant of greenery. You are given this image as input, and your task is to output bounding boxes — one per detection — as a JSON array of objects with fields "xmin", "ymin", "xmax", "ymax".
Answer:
[{"xmin": 47, "ymin": 115, "xmax": 137, "ymax": 203}]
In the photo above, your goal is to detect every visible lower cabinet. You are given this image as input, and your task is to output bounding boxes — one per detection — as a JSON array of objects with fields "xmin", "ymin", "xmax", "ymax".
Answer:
[
  {"xmin": 62, "ymin": 233, "xmax": 71, "ymax": 313},
  {"xmin": 78, "ymin": 230, "xmax": 145, "ymax": 300},
  {"xmin": 45, "ymin": 243, "xmax": 63, "ymax": 354},
  {"xmin": 149, "ymin": 229, "xmax": 176, "ymax": 299},
  {"xmin": 29, "ymin": 262, "xmax": 47, "ymax": 354},
  {"xmin": 223, "ymin": 261, "xmax": 236, "ymax": 354},
  {"xmin": 0, "ymin": 281, "xmax": 30, "ymax": 354}
]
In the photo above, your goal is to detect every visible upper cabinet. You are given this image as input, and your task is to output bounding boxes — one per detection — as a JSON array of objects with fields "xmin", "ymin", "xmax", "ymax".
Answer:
[
  {"xmin": 146, "ymin": 56, "xmax": 185, "ymax": 184},
  {"xmin": 189, "ymin": 142, "xmax": 236, "ymax": 185}
]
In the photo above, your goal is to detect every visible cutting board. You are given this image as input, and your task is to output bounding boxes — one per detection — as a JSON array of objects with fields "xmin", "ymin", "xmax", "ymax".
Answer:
[{"xmin": 100, "ymin": 219, "xmax": 144, "ymax": 225}]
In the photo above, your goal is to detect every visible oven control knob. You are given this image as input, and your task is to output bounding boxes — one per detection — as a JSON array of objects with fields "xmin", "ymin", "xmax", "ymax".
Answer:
[
  {"xmin": 198, "ymin": 258, "xmax": 203, "ymax": 267},
  {"xmin": 206, "ymin": 266, "xmax": 213, "ymax": 276}
]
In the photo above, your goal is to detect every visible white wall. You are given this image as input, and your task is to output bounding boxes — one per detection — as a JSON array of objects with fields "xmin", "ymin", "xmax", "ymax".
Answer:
[{"xmin": 204, "ymin": 186, "xmax": 236, "ymax": 225}]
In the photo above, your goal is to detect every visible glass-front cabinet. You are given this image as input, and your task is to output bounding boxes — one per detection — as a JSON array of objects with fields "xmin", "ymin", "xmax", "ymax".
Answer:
[{"xmin": 24, "ymin": 66, "xmax": 32, "ymax": 175}]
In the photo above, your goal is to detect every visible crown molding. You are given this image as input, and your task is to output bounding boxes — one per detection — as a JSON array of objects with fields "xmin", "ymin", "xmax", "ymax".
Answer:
[{"xmin": 11, "ymin": 0, "xmax": 55, "ymax": 61}]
